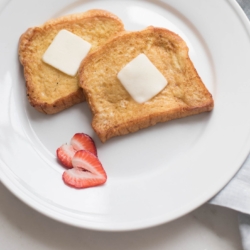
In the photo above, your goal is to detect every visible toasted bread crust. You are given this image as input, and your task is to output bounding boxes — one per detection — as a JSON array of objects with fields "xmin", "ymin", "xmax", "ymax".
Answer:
[
  {"xmin": 19, "ymin": 9, "xmax": 124, "ymax": 114},
  {"xmin": 79, "ymin": 26, "xmax": 214, "ymax": 142}
]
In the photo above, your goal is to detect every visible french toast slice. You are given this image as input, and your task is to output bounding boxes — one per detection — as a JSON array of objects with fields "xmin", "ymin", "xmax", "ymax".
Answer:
[
  {"xmin": 79, "ymin": 26, "xmax": 214, "ymax": 142},
  {"xmin": 19, "ymin": 9, "xmax": 124, "ymax": 114}
]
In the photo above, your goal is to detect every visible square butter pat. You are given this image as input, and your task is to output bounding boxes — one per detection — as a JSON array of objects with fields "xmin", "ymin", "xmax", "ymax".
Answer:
[
  {"xmin": 117, "ymin": 53, "xmax": 168, "ymax": 103},
  {"xmin": 42, "ymin": 29, "xmax": 92, "ymax": 76}
]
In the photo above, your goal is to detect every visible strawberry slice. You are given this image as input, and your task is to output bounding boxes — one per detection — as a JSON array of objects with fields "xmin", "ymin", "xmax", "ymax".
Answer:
[
  {"xmin": 62, "ymin": 150, "xmax": 107, "ymax": 188},
  {"xmin": 70, "ymin": 133, "xmax": 97, "ymax": 156},
  {"xmin": 56, "ymin": 144, "xmax": 76, "ymax": 168}
]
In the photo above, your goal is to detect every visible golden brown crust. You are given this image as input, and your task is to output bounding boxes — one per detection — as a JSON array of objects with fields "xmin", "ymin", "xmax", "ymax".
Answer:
[
  {"xmin": 79, "ymin": 26, "xmax": 214, "ymax": 142},
  {"xmin": 19, "ymin": 9, "xmax": 124, "ymax": 114}
]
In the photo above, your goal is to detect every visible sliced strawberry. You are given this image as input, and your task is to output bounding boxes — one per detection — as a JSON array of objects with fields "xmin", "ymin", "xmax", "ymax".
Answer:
[
  {"xmin": 70, "ymin": 133, "xmax": 97, "ymax": 156},
  {"xmin": 62, "ymin": 150, "xmax": 107, "ymax": 188},
  {"xmin": 56, "ymin": 144, "xmax": 76, "ymax": 168}
]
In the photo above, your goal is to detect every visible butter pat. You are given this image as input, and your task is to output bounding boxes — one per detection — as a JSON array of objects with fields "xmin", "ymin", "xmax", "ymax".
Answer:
[
  {"xmin": 42, "ymin": 29, "xmax": 92, "ymax": 76},
  {"xmin": 117, "ymin": 53, "xmax": 168, "ymax": 103}
]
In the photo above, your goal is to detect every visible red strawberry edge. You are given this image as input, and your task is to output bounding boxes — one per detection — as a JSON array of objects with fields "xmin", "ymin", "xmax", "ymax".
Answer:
[
  {"xmin": 62, "ymin": 150, "xmax": 107, "ymax": 189},
  {"xmin": 56, "ymin": 144, "xmax": 76, "ymax": 169},
  {"xmin": 70, "ymin": 133, "xmax": 97, "ymax": 157}
]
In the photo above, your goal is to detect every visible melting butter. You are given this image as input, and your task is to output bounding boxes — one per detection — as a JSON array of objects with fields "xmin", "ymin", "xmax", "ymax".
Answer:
[
  {"xmin": 42, "ymin": 29, "xmax": 91, "ymax": 76},
  {"xmin": 117, "ymin": 53, "xmax": 167, "ymax": 103}
]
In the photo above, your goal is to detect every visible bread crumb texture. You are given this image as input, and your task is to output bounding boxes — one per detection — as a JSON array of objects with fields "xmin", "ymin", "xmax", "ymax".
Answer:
[
  {"xmin": 19, "ymin": 9, "xmax": 124, "ymax": 114},
  {"xmin": 79, "ymin": 27, "xmax": 214, "ymax": 142}
]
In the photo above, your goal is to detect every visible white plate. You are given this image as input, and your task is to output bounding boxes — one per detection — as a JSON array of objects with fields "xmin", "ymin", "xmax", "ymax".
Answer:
[{"xmin": 0, "ymin": 0, "xmax": 250, "ymax": 231}]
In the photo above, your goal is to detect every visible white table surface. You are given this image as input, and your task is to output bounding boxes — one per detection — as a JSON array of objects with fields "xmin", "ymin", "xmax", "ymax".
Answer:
[{"xmin": 0, "ymin": 1, "xmax": 245, "ymax": 249}]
